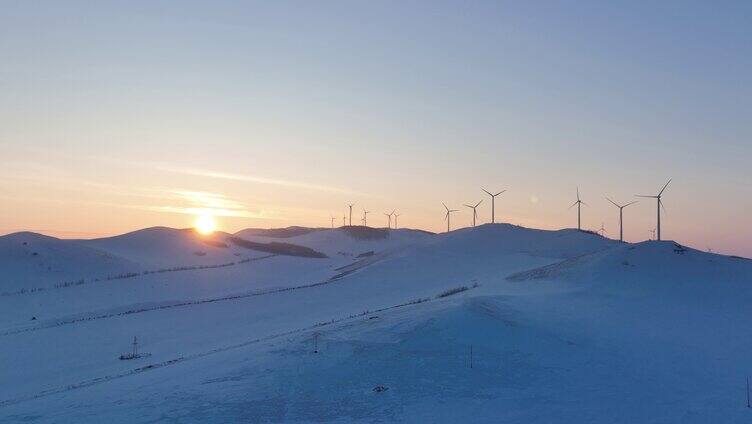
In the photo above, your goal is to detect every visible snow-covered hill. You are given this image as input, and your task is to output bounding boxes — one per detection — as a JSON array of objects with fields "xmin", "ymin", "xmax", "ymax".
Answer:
[
  {"xmin": 509, "ymin": 239, "xmax": 752, "ymax": 286},
  {"xmin": 1, "ymin": 224, "xmax": 750, "ymax": 423},
  {"xmin": 0, "ymin": 232, "xmax": 137, "ymax": 294}
]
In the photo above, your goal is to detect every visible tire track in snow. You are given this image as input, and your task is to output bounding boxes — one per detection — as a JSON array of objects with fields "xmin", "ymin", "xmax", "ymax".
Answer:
[
  {"xmin": 0, "ymin": 251, "xmax": 385, "ymax": 337},
  {"xmin": 0, "ymin": 295, "xmax": 434, "ymax": 408}
]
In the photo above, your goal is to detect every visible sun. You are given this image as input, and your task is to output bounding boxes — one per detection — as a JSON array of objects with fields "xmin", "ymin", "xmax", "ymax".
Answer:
[{"xmin": 194, "ymin": 215, "xmax": 217, "ymax": 235}]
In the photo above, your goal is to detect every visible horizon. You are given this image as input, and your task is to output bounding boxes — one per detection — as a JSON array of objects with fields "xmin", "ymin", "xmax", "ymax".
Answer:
[
  {"xmin": 5, "ymin": 221, "xmax": 749, "ymax": 261},
  {"xmin": 2, "ymin": 1, "xmax": 751, "ymax": 257}
]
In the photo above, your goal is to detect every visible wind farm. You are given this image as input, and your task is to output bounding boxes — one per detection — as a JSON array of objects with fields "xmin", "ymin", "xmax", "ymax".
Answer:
[
  {"xmin": 325, "ymin": 181, "xmax": 674, "ymax": 247},
  {"xmin": 3, "ymin": 178, "xmax": 751, "ymax": 423},
  {"xmin": 2, "ymin": 2, "xmax": 750, "ymax": 423}
]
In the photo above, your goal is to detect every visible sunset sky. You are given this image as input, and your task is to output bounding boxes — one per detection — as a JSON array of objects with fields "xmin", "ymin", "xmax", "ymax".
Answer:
[{"xmin": 1, "ymin": 1, "xmax": 751, "ymax": 256}]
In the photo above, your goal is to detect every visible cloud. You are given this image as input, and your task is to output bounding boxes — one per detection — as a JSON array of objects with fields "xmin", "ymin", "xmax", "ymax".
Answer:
[
  {"xmin": 154, "ymin": 165, "xmax": 360, "ymax": 195},
  {"xmin": 145, "ymin": 190, "xmax": 261, "ymax": 218}
]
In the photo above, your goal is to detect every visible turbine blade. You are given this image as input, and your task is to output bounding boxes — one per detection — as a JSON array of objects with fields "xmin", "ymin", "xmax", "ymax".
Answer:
[
  {"xmin": 635, "ymin": 195, "xmax": 657, "ymax": 198},
  {"xmin": 660, "ymin": 199, "xmax": 668, "ymax": 215},
  {"xmin": 658, "ymin": 179, "xmax": 672, "ymax": 196},
  {"xmin": 624, "ymin": 200, "xmax": 638, "ymax": 208},
  {"xmin": 581, "ymin": 201, "xmax": 589, "ymax": 207},
  {"xmin": 482, "ymin": 188, "xmax": 492, "ymax": 196},
  {"xmin": 464, "ymin": 204, "xmax": 473, "ymax": 208},
  {"xmin": 442, "ymin": 202, "xmax": 449, "ymax": 211},
  {"xmin": 606, "ymin": 197, "xmax": 619, "ymax": 208},
  {"xmin": 494, "ymin": 190, "xmax": 506, "ymax": 196},
  {"xmin": 475, "ymin": 199, "xmax": 483, "ymax": 207},
  {"xmin": 568, "ymin": 201, "xmax": 578, "ymax": 209},
  {"xmin": 576, "ymin": 186, "xmax": 580, "ymax": 200}
]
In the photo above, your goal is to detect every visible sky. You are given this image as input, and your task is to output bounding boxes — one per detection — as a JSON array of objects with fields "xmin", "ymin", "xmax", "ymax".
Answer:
[{"xmin": 1, "ymin": 1, "xmax": 751, "ymax": 256}]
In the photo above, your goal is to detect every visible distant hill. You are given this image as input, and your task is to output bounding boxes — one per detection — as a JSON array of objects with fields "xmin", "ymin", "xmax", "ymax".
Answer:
[
  {"xmin": 80, "ymin": 227, "xmax": 250, "ymax": 268},
  {"xmin": 228, "ymin": 237, "xmax": 327, "ymax": 258},
  {"xmin": 235, "ymin": 226, "xmax": 435, "ymax": 258},
  {"xmin": 233, "ymin": 226, "xmax": 325, "ymax": 239},
  {"xmin": 0, "ymin": 232, "xmax": 137, "ymax": 293}
]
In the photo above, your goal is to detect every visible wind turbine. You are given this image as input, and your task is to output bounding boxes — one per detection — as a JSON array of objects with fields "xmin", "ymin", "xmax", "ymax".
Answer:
[
  {"xmin": 383, "ymin": 210, "xmax": 394, "ymax": 229},
  {"xmin": 569, "ymin": 187, "xmax": 587, "ymax": 230},
  {"xmin": 482, "ymin": 188, "xmax": 506, "ymax": 223},
  {"xmin": 464, "ymin": 200, "xmax": 483, "ymax": 227},
  {"xmin": 443, "ymin": 203, "xmax": 459, "ymax": 233},
  {"xmin": 597, "ymin": 222, "xmax": 607, "ymax": 237},
  {"xmin": 362, "ymin": 209, "xmax": 370, "ymax": 227},
  {"xmin": 347, "ymin": 203, "xmax": 355, "ymax": 226},
  {"xmin": 649, "ymin": 228, "xmax": 656, "ymax": 240},
  {"xmin": 330, "ymin": 215, "xmax": 335, "ymax": 229},
  {"xmin": 342, "ymin": 214, "xmax": 346, "ymax": 227},
  {"xmin": 393, "ymin": 212, "xmax": 401, "ymax": 230},
  {"xmin": 606, "ymin": 197, "xmax": 638, "ymax": 242},
  {"xmin": 636, "ymin": 179, "xmax": 671, "ymax": 241}
]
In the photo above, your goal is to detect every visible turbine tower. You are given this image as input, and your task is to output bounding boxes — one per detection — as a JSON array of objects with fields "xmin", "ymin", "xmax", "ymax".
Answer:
[
  {"xmin": 443, "ymin": 203, "xmax": 459, "ymax": 233},
  {"xmin": 464, "ymin": 200, "xmax": 483, "ymax": 227},
  {"xmin": 569, "ymin": 187, "xmax": 587, "ymax": 230},
  {"xmin": 330, "ymin": 215, "xmax": 335, "ymax": 229},
  {"xmin": 606, "ymin": 197, "xmax": 638, "ymax": 242},
  {"xmin": 393, "ymin": 212, "xmax": 401, "ymax": 230},
  {"xmin": 347, "ymin": 203, "xmax": 355, "ymax": 226},
  {"xmin": 597, "ymin": 222, "xmax": 607, "ymax": 237},
  {"xmin": 482, "ymin": 188, "xmax": 506, "ymax": 224},
  {"xmin": 636, "ymin": 179, "xmax": 671, "ymax": 241},
  {"xmin": 342, "ymin": 214, "xmax": 346, "ymax": 227},
  {"xmin": 362, "ymin": 209, "xmax": 370, "ymax": 227}
]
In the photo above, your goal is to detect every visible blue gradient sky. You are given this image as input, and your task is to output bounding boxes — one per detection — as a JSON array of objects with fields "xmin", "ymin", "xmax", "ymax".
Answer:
[{"xmin": 1, "ymin": 1, "xmax": 751, "ymax": 256}]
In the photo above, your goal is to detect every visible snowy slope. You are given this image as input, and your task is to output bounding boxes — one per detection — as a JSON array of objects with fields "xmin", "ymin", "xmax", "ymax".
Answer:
[
  {"xmin": 509, "ymin": 239, "xmax": 752, "ymax": 286},
  {"xmin": 1, "ymin": 225, "xmax": 750, "ymax": 423},
  {"xmin": 425, "ymin": 223, "xmax": 618, "ymax": 259},
  {"xmin": 0, "ymin": 232, "xmax": 137, "ymax": 293}
]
